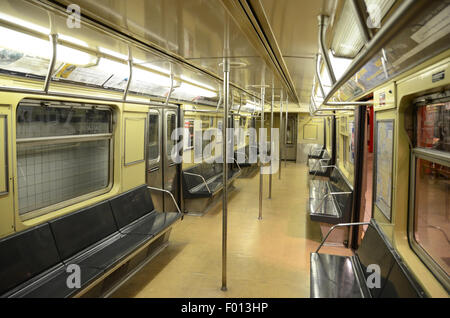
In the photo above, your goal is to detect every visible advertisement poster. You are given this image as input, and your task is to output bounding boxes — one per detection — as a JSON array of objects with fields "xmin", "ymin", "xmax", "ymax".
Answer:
[{"xmin": 375, "ymin": 120, "xmax": 394, "ymax": 220}]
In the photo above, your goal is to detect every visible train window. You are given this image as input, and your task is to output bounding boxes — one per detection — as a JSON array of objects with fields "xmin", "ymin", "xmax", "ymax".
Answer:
[
  {"xmin": 148, "ymin": 112, "xmax": 160, "ymax": 164},
  {"xmin": 411, "ymin": 151, "xmax": 450, "ymax": 289},
  {"xmin": 16, "ymin": 100, "xmax": 113, "ymax": 218},
  {"xmin": 416, "ymin": 103, "xmax": 450, "ymax": 152},
  {"xmin": 248, "ymin": 117, "xmax": 255, "ymax": 129},
  {"xmin": 410, "ymin": 99, "xmax": 450, "ymax": 289},
  {"xmin": 184, "ymin": 119, "xmax": 194, "ymax": 150},
  {"xmin": 166, "ymin": 111, "xmax": 177, "ymax": 162},
  {"xmin": 240, "ymin": 117, "xmax": 246, "ymax": 128},
  {"xmin": 286, "ymin": 117, "xmax": 294, "ymax": 145}
]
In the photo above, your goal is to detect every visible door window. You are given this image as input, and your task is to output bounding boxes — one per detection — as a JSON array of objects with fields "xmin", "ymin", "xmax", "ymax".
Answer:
[
  {"xmin": 148, "ymin": 111, "xmax": 160, "ymax": 165},
  {"xmin": 166, "ymin": 111, "xmax": 177, "ymax": 162}
]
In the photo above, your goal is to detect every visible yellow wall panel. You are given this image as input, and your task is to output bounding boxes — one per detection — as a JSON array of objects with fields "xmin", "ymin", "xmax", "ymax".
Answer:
[
  {"xmin": 0, "ymin": 116, "xmax": 6, "ymax": 193},
  {"xmin": 298, "ymin": 114, "xmax": 324, "ymax": 144},
  {"xmin": 123, "ymin": 113, "xmax": 147, "ymax": 191},
  {"xmin": 122, "ymin": 162, "xmax": 146, "ymax": 192},
  {"xmin": 397, "ymin": 57, "xmax": 450, "ymax": 98},
  {"xmin": 0, "ymin": 106, "xmax": 13, "ymax": 238},
  {"xmin": 124, "ymin": 117, "xmax": 146, "ymax": 165},
  {"xmin": 303, "ymin": 124, "xmax": 318, "ymax": 140}
]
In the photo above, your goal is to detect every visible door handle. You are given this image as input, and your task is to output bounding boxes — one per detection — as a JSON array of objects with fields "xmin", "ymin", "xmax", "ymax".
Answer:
[{"xmin": 148, "ymin": 167, "xmax": 159, "ymax": 173}]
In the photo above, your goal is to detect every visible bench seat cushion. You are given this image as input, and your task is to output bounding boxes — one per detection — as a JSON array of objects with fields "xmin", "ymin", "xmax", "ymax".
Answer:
[
  {"xmin": 310, "ymin": 253, "xmax": 365, "ymax": 298},
  {"xmin": 50, "ymin": 201, "xmax": 118, "ymax": 261},
  {"xmin": 309, "ymin": 180, "xmax": 328, "ymax": 199},
  {"xmin": 308, "ymin": 148, "xmax": 324, "ymax": 160},
  {"xmin": 309, "ymin": 196, "xmax": 339, "ymax": 219},
  {"xmin": 355, "ymin": 224, "xmax": 396, "ymax": 297},
  {"xmin": 228, "ymin": 168, "xmax": 240, "ymax": 180},
  {"xmin": 121, "ymin": 212, "xmax": 180, "ymax": 236},
  {"xmin": 188, "ymin": 174, "xmax": 222, "ymax": 196},
  {"xmin": 309, "ymin": 179, "xmax": 342, "ymax": 223},
  {"xmin": 109, "ymin": 185, "xmax": 155, "ymax": 230},
  {"xmin": 72, "ymin": 232, "xmax": 150, "ymax": 270},
  {"xmin": 10, "ymin": 264, "xmax": 102, "ymax": 298},
  {"xmin": 356, "ymin": 220, "xmax": 425, "ymax": 298},
  {"xmin": 308, "ymin": 159, "xmax": 331, "ymax": 176},
  {"xmin": 0, "ymin": 223, "xmax": 61, "ymax": 296}
]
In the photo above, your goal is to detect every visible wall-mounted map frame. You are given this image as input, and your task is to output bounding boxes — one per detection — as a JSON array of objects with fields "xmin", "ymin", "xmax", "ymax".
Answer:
[{"xmin": 373, "ymin": 118, "xmax": 395, "ymax": 221}]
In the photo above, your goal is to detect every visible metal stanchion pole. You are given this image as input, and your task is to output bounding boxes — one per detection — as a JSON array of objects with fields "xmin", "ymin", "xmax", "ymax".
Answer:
[
  {"xmin": 258, "ymin": 86, "xmax": 265, "ymax": 220},
  {"xmin": 269, "ymin": 88, "xmax": 274, "ymax": 199},
  {"xmin": 279, "ymin": 90, "xmax": 283, "ymax": 179},
  {"xmin": 285, "ymin": 96, "xmax": 289, "ymax": 167}
]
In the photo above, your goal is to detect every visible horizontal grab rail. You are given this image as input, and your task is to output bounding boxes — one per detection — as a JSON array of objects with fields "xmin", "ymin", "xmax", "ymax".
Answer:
[
  {"xmin": 317, "ymin": 0, "xmax": 427, "ymax": 108},
  {"xmin": 16, "ymin": 133, "xmax": 113, "ymax": 145}
]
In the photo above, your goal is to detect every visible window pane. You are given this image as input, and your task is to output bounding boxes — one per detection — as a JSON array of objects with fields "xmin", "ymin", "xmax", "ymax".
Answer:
[
  {"xmin": 166, "ymin": 112, "xmax": 177, "ymax": 160},
  {"xmin": 416, "ymin": 103, "xmax": 450, "ymax": 152},
  {"xmin": 286, "ymin": 117, "xmax": 294, "ymax": 144},
  {"xmin": 414, "ymin": 157, "xmax": 450, "ymax": 276},
  {"xmin": 17, "ymin": 105, "xmax": 111, "ymax": 138},
  {"xmin": 184, "ymin": 119, "xmax": 194, "ymax": 150},
  {"xmin": 148, "ymin": 113, "xmax": 159, "ymax": 162},
  {"xmin": 17, "ymin": 139, "xmax": 110, "ymax": 215}
]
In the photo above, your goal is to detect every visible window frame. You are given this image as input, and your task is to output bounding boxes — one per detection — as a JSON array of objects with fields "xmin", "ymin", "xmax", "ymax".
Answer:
[
  {"xmin": 409, "ymin": 147, "xmax": 450, "ymax": 291},
  {"xmin": 15, "ymin": 100, "xmax": 115, "ymax": 220}
]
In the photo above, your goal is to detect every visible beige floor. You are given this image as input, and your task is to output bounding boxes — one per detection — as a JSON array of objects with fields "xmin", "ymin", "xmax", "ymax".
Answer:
[{"xmin": 111, "ymin": 162, "xmax": 352, "ymax": 298}]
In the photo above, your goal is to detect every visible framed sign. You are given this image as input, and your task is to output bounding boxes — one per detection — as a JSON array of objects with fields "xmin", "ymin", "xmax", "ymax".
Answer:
[{"xmin": 374, "ymin": 119, "xmax": 395, "ymax": 221}]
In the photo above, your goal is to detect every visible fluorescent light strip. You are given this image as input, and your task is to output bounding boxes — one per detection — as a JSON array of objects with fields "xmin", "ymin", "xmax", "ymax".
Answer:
[
  {"xmin": 59, "ymin": 34, "xmax": 89, "ymax": 48},
  {"xmin": 99, "ymin": 47, "xmax": 128, "ymax": 60},
  {"xmin": 0, "ymin": 12, "xmax": 49, "ymax": 35},
  {"xmin": 180, "ymin": 75, "xmax": 215, "ymax": 91},
  {"xmin": 0, "ymin": 14, "xmax": 219, "ymax": 99}
]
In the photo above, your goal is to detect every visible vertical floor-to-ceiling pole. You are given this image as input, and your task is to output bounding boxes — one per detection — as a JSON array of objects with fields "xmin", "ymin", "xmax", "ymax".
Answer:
[
  {"xmin": 269, "ymin": 88, "xmax": 274, "ymax": 199},
  {"xmin": 285, "ymin": 96, "xmax": 289, "ymax": 167},
  {"xmin": 221, "ymin": 61, "xmax": 229, "ymax": 291},
  {"xmin": 221, "ymin": 17, "xmax": 230, "ymax": 292},
  {"xmin": 279, "ymin": 90, "xmax": 283, "ymax": 179},
  {"xmin": 258, "ymin": 86, "xmax": 265, "ymax": 220}
]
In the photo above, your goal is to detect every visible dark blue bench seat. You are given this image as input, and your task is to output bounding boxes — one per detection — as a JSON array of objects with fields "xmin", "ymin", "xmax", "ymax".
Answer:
[
  {"xmin": 0, "ymin": 185, "xmax": 181, "ymax": 298},
  {"xmin": 182, "ymin": 162, "xmax": 241, "ymax": 199},
  {"xmin": 308, "ymin": 151, "xmax": 331, "ymax": 177},
  {"xmin": 235, "ymin": 145, "xmax": 258, "ymax": 168},
  {"xmin": 310, "ymin": 219, "xmax": 426, "ymax": 298},
  {"xmin": 309, "ymin": 167, "xmax": 353, "ymax": 224},
  {"xmin": 308, "ymin": 145, "xmax": 325, "ymax": 160}
]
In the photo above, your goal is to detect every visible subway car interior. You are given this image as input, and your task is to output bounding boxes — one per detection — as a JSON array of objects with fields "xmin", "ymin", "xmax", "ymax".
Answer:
[{"xmin": 0, "ymin": 0, "xmax": 449, "ymax": 301}]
